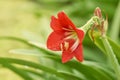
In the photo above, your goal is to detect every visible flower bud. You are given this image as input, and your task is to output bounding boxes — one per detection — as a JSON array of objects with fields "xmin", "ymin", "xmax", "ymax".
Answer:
[{"xmin": 94, "ymin": 7, "xmax": 102, "ymax": 18}]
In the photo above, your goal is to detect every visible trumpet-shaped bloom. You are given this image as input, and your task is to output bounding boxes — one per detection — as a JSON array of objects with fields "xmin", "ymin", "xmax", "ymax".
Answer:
[{"xmin": 47, "ymin": 11, "xmax": 84, "ymax": 63}]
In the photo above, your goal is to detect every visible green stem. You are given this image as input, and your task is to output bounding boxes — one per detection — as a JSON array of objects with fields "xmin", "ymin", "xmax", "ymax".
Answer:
[
  {"xmin": 101, "ymin": 36, "xmax": 120, "ymax": 80},
  {"xmin": 80, "ymin": 16, "xmax": 99, "ymax": 33},
  {"xmin": 109, "ymin": 1, "xmax": 120, "ymax": 42}
]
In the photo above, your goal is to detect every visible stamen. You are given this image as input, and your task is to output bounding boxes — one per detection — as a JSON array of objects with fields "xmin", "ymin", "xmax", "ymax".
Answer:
[
  {"xmin": 70, "ymin": 39, "xmax": 79, "ymax": 52},
  {"xmin": 60, "ymin": 43, "xmax": 63, "ymax": 51},
  {"xmin": 64, "ymin": 41, "xmax": 69, "ymax": 50},
  {"xmin": 62, "ymin": 27, "xmax": 74, "ymax": 31},
  {"xmin": 60, "ymin": 41, "xmax": 69, "ymax": 51},
  {"xmin": 64, "ymin": 32, "xmax": 77, "ymax": 40},
  {"xmin": 65, "ymin": 32, "xmax": 73, "ymax": 36}
]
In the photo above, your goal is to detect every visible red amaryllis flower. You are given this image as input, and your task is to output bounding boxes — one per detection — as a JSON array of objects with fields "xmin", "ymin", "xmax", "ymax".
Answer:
[{"xmin": 47, "ymin": 11, "xmax": 85, "ymax": 63}]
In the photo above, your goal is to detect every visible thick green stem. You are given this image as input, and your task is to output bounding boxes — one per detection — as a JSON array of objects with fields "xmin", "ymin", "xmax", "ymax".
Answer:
[
  {"xmin": 101, "ymin": 36, "xmax": 120, "ymax": 80},
  {"xmin": 80, "ymin": 16, "xmax": 99, "ymax": 33}
]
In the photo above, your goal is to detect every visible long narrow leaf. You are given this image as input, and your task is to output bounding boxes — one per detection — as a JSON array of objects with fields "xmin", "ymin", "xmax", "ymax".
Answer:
[
  {"xmin": 0, "ymin": 36, "xmax": 56, "ymax": 56},
  {"xmin": 45, "ymin": 56, "xmax": 114, "ymax": 80},
  {"xmin": 0, "ymin": 62, "xmax": 33, "ymax": 80},
  {"xmin": 0, "ymin": 57, "xmax": 83, "ymax": 80}
]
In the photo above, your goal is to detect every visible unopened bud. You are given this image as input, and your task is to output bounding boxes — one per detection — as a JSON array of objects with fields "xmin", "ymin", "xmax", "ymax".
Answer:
[{"xmin": 94, "ymin": 7, "xmax": 102, "ymax": 18}]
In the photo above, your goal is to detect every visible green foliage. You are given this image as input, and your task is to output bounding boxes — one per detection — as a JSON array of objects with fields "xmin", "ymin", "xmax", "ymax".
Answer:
[
  {"xmin": 0, "ymin": 35, "xmax": 118, "ymax": 80},
  {"xmin": 88, "ymin": 31, "xmax": 120, "ymax": 63},
  {"xmin": 0, "ymin": 0, "xmax": 120, "ymax": 80}
]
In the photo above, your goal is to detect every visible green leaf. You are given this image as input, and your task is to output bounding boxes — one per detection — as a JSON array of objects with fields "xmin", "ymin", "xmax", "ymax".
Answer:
[
  {"xmin": 9, "ymin": 49, "xmax": 41, "ymax": 56},
  {"xmin": 0, "ymin": 62, "xmax": 33, "ymax": 80},
  {"xmin": 0, "ymin": 36, "xmax": 56, "ymax": 56},
  {"xmin": 58, "ymin": 71, "xmax": 84, "ymax": 80},
  {"xmin": 45, "ymin": 56, "xmax": 114, "ymax": 80},
  {"xmin": 19, "ymin": 68, "xmax": 45, "ymax": 80},
  {"xmin": 0, "ymin": 57, "xmax": 83, "ymax": 80}
]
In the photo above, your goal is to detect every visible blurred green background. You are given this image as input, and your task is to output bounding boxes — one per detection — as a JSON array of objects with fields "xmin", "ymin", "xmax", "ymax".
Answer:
[{"xmin": 0, "ymin": 0, "xmax": 119, "ymax": 80}]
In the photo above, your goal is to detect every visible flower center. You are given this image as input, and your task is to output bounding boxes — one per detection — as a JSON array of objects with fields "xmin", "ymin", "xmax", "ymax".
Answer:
[
  {"xmin": 60, "ymin": 30, "xmax": 79, "ymax": 52},
  {"xmin": 60, "ymin": 41, "xmax": 69, "ymax": 51},
  {"xmin": 65, "ymin": 31, "xmax": 77, "ymax": 40}
]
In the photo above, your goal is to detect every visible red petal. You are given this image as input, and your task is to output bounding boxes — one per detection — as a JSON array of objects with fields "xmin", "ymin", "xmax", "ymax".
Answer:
[
  {"xmin": 62, "ymin": 43, "xmax": 83, "ymax": 63},
  {"xmin": 76, "ymin": 29, "xmax": 84, "ymax": 42},
  {"xmin": 58, "ymin": 11, "xmax": 76, "ymax": 30},
  {"xmin": 74, "ymin": 44, "xmax": 83, "ymax": 62},
  {"xmin": 50, "ymin": 16, "xmax": 63, "ymax": 31},
  {"xmin": 62, "ymin": 50, "xmax": 74, "ymax": 63},
  {"xmin": 47, "ymin": 31, "xmax": 65, "ymax": 51},
  {"xmin": 61, "ymin": 39, "xmax": 75, "ymax": 63}
]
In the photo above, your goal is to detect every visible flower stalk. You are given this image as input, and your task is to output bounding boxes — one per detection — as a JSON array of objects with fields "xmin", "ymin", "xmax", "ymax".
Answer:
[
  {"xmin": 101, "ymin": 36, "xmax": 120, "ymax": 80},
  {"xmin": 80, "ymin": 16, "xmax": 100, "ymax": 33}
]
